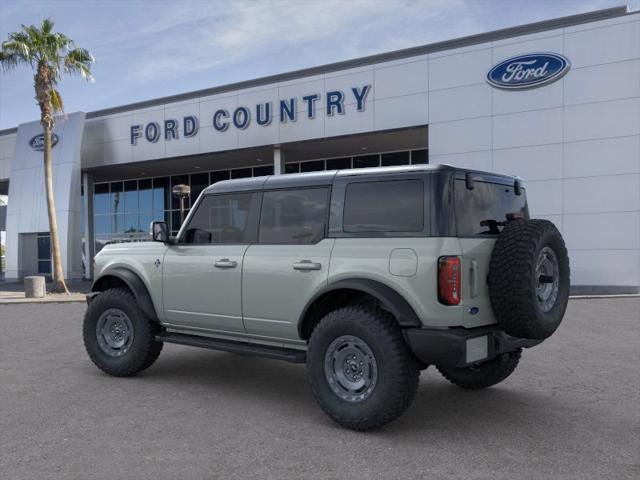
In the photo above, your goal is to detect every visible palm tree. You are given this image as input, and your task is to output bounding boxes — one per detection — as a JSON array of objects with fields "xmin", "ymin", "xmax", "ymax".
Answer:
[{"xmin": 0, "ymin": 18, "xmax": 94, "ymax": 293}]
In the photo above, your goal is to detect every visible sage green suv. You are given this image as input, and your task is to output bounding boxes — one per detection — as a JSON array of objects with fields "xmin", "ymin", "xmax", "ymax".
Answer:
[{"xmin": 84, "ymin": 165, "xmax": 570, "ymax": 430}]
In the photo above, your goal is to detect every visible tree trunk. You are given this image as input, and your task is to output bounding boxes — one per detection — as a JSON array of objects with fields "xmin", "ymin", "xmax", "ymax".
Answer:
[{"xmin": 43, "ymin": 122, "xmax": 68, "ymax": 294}]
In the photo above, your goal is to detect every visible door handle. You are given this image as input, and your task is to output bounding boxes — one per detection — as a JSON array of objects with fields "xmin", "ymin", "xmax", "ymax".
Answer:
[
  {"xmin": 214, "ymin": 258, "xmax": 238, "ymax": 269},
  {"xmin": 293, "ymin": 260, "xmax": 321, "ymax": 271}
]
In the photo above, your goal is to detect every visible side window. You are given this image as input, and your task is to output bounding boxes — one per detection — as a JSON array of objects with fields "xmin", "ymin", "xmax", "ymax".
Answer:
[
  {"xmin": 259, "ymin": 188, "xmax": 329, "ymax": 244},
  {"xmin": 182, "ymin": 193, "xmax": 259, "ymax": 244},
  {"xmin": 343, "ymin": 179, "xmax": 424, "ymax": 233}
]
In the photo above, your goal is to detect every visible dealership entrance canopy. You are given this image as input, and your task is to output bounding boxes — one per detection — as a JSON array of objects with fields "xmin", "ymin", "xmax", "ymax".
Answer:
[{"xmin": 0, "ymin": 5, "xmax": 638, "ymax": 293}]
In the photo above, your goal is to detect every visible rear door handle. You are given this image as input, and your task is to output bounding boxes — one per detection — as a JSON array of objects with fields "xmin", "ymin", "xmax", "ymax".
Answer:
[
  {"xmin": 293, "ymin": 260, "xmax": 321, "ymax": 271},
  {"xmin": 214, "ymin": 258, "xmax": 238, "ymax": 269}
]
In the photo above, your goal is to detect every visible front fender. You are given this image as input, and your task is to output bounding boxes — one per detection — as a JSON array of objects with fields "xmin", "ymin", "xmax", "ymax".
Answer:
[{"xmin": 91, "ymin": 268, "xmax": 158, "ymax": 321}]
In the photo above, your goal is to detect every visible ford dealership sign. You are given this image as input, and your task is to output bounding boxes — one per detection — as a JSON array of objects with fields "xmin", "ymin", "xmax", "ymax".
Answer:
[
  {"xmin": 29, "ymin": 133, "xmax": 59, "ymax": 151},
  {"xmin": 487, "ymin": 53, "xmax": 570, "ymax": 90}
]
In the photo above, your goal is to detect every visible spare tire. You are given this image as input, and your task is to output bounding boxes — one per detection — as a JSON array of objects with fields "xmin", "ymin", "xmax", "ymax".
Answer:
[{"xmin": 488, "ymin": 219, "xmax": 570, "ymax": 340}]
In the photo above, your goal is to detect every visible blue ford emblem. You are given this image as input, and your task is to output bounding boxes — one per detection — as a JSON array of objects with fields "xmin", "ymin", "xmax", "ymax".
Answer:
[
  {"xmin": 29, "ymin": 133, "xmax": 59, "ymax": 151},
  {"xmin": 487, "ymin": 53, "xmax": 570, "ymax": 90}
]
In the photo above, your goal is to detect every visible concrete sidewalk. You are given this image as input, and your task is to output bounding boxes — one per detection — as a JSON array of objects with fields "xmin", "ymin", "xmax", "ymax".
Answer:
[{"xmin": 0, "ymin": 279, "xmax": 90, "ymax": 304}]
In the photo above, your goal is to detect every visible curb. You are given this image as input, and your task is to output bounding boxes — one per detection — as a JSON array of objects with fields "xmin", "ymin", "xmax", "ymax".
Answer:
[{"xmin": 0, "ymin": 296, "xmax": 86, "ymax": 305}]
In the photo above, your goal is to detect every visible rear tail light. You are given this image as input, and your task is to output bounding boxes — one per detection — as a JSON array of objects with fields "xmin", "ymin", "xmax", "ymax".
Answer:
[{"xmin": 438, "ymin": 256, "xmax": 461, "ymax": 306}]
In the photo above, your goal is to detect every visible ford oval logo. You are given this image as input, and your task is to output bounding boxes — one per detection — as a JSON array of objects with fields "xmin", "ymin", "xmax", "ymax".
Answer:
[
  {"xmin": 487, "ymin": 53, "xmax": 570, "ymax": 90},
  {"xmin": 29, "ymin": 133, "xmax": 59, "ymax": 151}
]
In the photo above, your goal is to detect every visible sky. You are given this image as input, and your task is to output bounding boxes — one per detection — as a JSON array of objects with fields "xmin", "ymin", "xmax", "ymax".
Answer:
[{"xmin": 0, "ymin": 0, "xmax": 636, "ymax": 130}]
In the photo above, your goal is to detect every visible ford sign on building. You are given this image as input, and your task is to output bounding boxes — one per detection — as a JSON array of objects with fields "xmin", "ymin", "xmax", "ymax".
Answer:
[
  {"xmin": 486, "ymin": 53, "xmax": 571, "ymax": 89},
  {"xmin": 0, "ymin": 6, "xmax": 638, "ymax": 294}
]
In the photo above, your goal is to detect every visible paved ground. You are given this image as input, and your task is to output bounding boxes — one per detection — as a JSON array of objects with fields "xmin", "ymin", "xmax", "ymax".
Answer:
[{"xmin": 1, "ymin": 299, "xmax": 638, "ymax": 480}]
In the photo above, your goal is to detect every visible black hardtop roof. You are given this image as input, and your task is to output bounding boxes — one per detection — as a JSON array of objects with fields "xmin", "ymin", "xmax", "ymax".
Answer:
[{"xmin": 203, "ymin": 164, "xmax": 519, "ymax": 194}]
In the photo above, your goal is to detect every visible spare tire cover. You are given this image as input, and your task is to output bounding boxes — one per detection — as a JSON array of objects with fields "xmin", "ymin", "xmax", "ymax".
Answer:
[{"xmin": 488, "ymin": 219, "xmax": 570, "ymax": 340}]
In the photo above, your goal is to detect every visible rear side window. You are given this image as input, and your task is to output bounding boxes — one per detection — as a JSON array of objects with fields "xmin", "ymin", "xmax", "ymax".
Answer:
[
  {"xmin": 259, "ymin": 188, "xmax": 329, "ymax": 244},
  {"xmin": 182, "ymin": 192, "xmax": 259, "ymax": 244},
  {"xmin": 343, "ymin": 180, "xmax": 424, "ymax": 233},
  {"xmin": 455, "ymin": 180, "xmax": 528, "ymax": 236}
]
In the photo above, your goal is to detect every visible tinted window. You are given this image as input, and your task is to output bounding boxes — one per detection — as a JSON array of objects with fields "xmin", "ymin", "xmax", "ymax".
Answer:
[
  {"xmin": 300, "ymin": 160, "xmax": 325, "ymax": 173},
  {"xmin": 381, "ymin": 151, "xmax": 409, "ymax": 166},
  {"xmin": 343, "ymin": 180, "xmax": 424, "ymax": 233},
  {"xmin": 353, "ymin": 155, "xmax": 380, "ymax": 168},
  {"xmin": 259, "ymin": 188, "xmax": 329, "ymax": 244},
  {"xmin": 326, "ymin": 157, "xmax": 351, "ymax": 170},
  {"xmin": 182, "ymin": 193, "xmax": 259, "ymax": 244},
  {"xmin": 455, "ymin": 180, "xmax": 528, "ymax": 236}
]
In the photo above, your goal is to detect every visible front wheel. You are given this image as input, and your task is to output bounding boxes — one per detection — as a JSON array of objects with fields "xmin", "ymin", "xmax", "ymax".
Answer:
[
  {"xmin": 307, "ymin": 304, "xmax": 419, "ymax": 431},
  {"xmin": 83, "ymin": 288, "xmax": 163, "ymax": 377},
  {"xmin": 437, "ymin": 349, "xmax": 521, "ymax": 390}
]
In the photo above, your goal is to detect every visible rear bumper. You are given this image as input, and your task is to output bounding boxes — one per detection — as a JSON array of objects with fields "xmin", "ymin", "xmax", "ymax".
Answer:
[{"xmin": 403, "ymin": 325, "xmax": 542, "ymax": 368}]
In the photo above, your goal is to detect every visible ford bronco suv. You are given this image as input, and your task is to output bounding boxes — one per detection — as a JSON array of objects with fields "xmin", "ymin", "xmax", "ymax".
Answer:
[{"xmin": 84, "ymin": 164, "xmax": 570, "ymax": 430}]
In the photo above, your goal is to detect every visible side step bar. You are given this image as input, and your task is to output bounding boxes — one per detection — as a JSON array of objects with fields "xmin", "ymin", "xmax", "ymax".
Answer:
[{"xmin": 156, "ymin": 332, "xmax": 307, "ymax": 364}]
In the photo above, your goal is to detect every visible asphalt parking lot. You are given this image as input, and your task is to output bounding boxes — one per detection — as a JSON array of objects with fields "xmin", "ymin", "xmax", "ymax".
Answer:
[{"xmin": 1, "ymin": 298, "xmax": 638, "ymax": 480}]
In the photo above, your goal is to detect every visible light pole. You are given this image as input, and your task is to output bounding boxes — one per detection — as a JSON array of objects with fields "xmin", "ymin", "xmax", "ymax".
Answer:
[{"xmin": 172, "ymin": 184, "xmax": 191, "ymax": 227}]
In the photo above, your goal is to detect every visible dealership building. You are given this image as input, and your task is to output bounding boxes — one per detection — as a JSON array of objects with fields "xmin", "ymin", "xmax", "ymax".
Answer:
[{"xmin": 0, "ymin": 5, "xmax": 638, "ymax": 293}]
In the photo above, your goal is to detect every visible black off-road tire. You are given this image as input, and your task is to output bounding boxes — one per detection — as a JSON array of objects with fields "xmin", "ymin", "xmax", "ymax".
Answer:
[
  {"xmin": 488, "ymin": 219, "xmax": 570, "ymax": 340},
  {"xmin": 83, "ymin": 288, "xmax": 163, "ymax": 377},
  {"xmin": 307, "ymin": 304, "xmax": 420, "ymax": 431},
  {"xmin": 437, "ymin": 349, "xmax": 521, "ymax": 390}
]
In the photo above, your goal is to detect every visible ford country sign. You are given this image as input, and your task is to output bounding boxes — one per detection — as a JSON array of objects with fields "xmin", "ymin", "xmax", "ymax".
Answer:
[
  {"xmin": 29, "ymin": 133, "xmax": 59, "ymax": 151},
  {"xmin": 487, "ymin": 53, "xmax": 570, "ymax": 90}
]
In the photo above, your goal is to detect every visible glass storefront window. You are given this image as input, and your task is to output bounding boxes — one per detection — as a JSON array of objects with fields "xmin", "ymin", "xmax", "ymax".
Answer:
[
  {"xmin": 139, "ymin": 179, "xmax": 153, "ymax": 213},
  {"xmin": 190, "ymin": 172, "xmax": 209, "ymax": 205},
  {"xmin": 37, "ymin": 232, "xmax": 51, "ymax": 275},
  {"xmin": 300, "ymin": 160, "xmax": 325, "ymax": 173},
  {"xmin": 353, "ymin": 154, "xmax": 380, "ymax": 168},
  {"xmin": 94, "ymin": 183, "xmax": 110, "ymax": 214},
  {"xmin": 285, "ymin": 163, "xmax": 300, "ymax": 173},
  {"xmin": 381, "ymin": 151, "xmax": 410, "ymax": 166},
  {"xmin": 124, "ymin": 213, "xmax": 140, "ymax": 233},
  {"xmin": 110, "ymin": 182, "xmax": 123, "ymax": 218},
  {"xmin": 253, "ymin": 165, "xmax": 273, "ymax": 176},
  {"xmin": 231, "ymin": 168, "xmax": 252, "ymax": 179},
  {"xmin": 326, "ymin": 157, "xmax": 351, "ymax": 170},
  {"xmin": 111, "ymin": 213, "xmax": 124, "ymax": 234},
  {"xmin": 140, "ymin": 213, "xmax": 154, "ymax": 235},
  {"xmin": 124, "ymin": 180, "xmax": 138, "ymax": 213},
  {"xmin": 210, "ymin": 170, "xmax": 230, "ymax": 183},
  {"xmin": 171, "ymin": 175, "xmax": 190, "ymax": 209},
  {"xmin": 411, "ymin": 149, "xmax": 428, "ymax": 164},
  {"xmin": 94, "ymin": 215, "xmax": 110, "ymax": 235},
  {"xmin": 153, "ymin": 177, "xmax": 170, "ymax": 212}
]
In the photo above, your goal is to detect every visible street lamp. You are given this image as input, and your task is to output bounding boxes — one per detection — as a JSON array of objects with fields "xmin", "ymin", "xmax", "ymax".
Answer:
[{"xmin": 172, "ymin": 184, "xmax": 191, "ymax": 226}]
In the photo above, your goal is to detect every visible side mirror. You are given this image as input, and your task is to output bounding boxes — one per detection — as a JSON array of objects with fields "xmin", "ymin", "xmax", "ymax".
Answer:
[{"xmin": 151, "ymin": 221, "xmax": 170, "ymax": 243}]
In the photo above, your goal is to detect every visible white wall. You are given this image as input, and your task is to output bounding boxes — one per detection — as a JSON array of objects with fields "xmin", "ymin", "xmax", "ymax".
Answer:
[
  {"xmin": 0, "ymin": 133, "xmax": 16, "ymax": 181},
  {"xmin": 80, "ymin": 58, "xmax": 429, "ymax": 168},
  {"xmin": 5, "ymin": 113, "xmax": 85, "ymax": 280},
  {"xmin": 428, "ymin": 12, "xmax": 640, "ymax": 289}
]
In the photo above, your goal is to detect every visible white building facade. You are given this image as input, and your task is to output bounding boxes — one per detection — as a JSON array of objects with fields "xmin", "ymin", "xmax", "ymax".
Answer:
[{"xmin": 0, "ymin": 6, "xmax": 638, "ymax": 293}]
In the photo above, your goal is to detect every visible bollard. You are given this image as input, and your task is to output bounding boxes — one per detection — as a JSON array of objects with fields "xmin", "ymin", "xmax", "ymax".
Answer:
[{"xmin": 24, "ymin": 276, "xmax": 46, "ymax": 298}]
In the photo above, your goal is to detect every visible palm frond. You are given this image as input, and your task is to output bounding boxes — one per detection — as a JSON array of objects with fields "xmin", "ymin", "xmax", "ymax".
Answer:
[
  {"xmin": 0, "ymin": 51, "xmax": 20, "ymax": 70},
  {"xmin": 64, "ymin": 47, "xmax": 94, "ymax": 81},
  {"xmin": 41, "ymin": 17, "xmax": 54, "ymax": 35},
  {"xmin": 50, "ymin": 88, "xmax": 64, "ymax": 113}
]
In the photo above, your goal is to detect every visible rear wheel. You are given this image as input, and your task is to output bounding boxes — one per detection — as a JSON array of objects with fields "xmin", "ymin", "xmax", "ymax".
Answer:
[
  {"xmin": 83, "ymin": 288, "xmax": 163, "ymax": 377},
  {"xmin": 307, "ymin": 304, "xmax": 419, "ymax": 431},
  {"xmin": 437, "ymin": 349, "xmax": 521, "ymax": 390}
]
